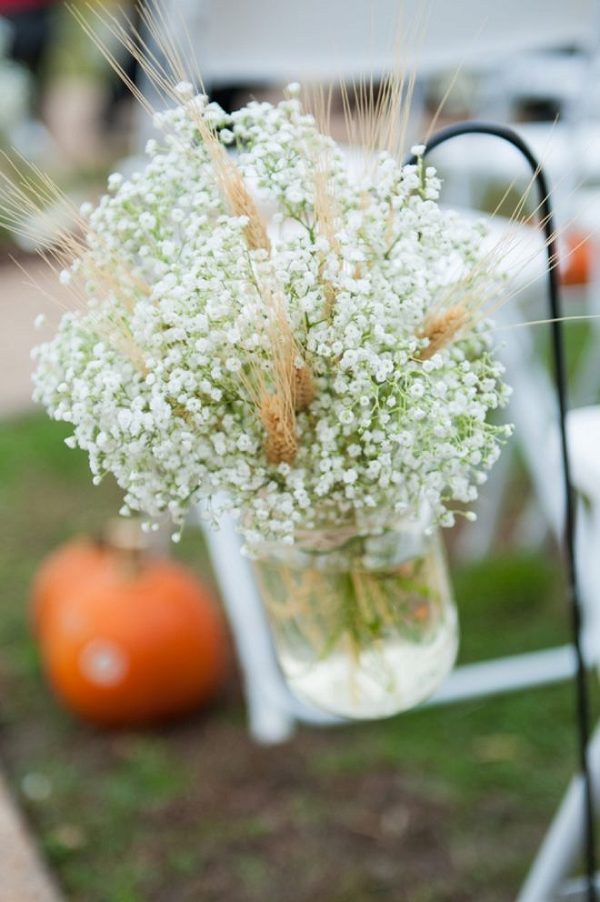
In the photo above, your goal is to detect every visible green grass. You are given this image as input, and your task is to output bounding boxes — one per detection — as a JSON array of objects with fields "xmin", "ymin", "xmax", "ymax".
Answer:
[{"xmin": 0, "ymin": 412, "xmax": 595, "ymax": 901}]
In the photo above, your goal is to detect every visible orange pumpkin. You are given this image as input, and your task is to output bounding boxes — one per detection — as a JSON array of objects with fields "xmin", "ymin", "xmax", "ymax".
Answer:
[
  {"xmin": 32, "ymin": 532, "xmax": 229, "ymax": 727},
  {"xmin": 31, "ymin": 539, "xmax": 107, "ymax": 636},
  {"xmin": 560, "ymin": 232, "xmax": 594, "ymax": 286}
]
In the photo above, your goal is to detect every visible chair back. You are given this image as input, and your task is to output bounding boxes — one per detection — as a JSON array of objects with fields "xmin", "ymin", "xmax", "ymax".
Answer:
[{"xmin": 172, "ymin": 0, "xmax": 599, "ymax": 86}]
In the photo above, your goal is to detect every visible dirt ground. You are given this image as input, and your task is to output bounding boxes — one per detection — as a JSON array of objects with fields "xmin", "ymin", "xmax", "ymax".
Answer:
[
  {"xmin": 0, "ymin": 255, "xmax": 77, "ymax": 417},
  {"xmin": 0, "ymin": 673, "xmax": 550, "ymax": 902}
]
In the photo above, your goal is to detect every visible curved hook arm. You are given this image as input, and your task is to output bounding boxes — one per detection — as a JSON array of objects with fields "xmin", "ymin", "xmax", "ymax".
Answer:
[{"xmin": 407, "ymin": 121, "xmax": 596, "ymax": 899}]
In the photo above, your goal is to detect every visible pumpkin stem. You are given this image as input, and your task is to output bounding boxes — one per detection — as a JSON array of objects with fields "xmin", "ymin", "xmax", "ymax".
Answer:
[{"xmin": 104, "ymin": 518, "xmax": 146, "ymax": 578}]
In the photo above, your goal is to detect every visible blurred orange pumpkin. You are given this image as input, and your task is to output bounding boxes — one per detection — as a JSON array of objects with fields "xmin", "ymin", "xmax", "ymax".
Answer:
[
  {"xmin": 560, "ymin": 232, "xmax": 594, "ymax": 286},
  {"xmin": 31, "ymin": 539, "xmax": 107, "ymax": 636},
  {"xmin": 32, "ymin": 527, "xmax": 229, "ymax": 727}
]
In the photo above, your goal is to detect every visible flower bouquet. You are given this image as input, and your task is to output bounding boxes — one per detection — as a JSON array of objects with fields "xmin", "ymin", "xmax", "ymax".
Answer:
[{"xmin": 29, "ymin": 82, "xmax": 511, "ymax": 719}]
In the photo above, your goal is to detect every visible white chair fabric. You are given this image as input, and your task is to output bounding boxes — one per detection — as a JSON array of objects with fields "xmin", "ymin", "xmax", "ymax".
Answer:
[{"xmin": 164, "ymin": 0, "xmax": 599, "ymax": 85}]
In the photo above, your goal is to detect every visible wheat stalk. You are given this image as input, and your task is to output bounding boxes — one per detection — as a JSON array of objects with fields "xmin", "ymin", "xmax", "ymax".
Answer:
[
  {"xmin": 417, "ymin": 304, "xmax": 469, "ymax": 359},
  {"xmin": 260, "ymin": 391, "xmax": 298, "ymax": 464}
]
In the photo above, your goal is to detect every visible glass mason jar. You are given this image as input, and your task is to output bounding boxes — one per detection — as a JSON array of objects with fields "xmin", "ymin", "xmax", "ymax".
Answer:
[{"xmin": 253, "ymin": 513, "xmax": 458, "ymax": 720}]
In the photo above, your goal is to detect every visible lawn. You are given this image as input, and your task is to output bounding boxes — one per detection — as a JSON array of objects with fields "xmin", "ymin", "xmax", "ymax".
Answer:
[{"xmin": 0, "ymin": 412, "xmax": 593, "ymax": 901}]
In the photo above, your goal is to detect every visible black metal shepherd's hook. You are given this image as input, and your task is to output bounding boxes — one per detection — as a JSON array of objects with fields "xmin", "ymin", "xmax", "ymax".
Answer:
[{"xmin": 409, "ymin": 122, "xmax": 597, "ymax": 900}]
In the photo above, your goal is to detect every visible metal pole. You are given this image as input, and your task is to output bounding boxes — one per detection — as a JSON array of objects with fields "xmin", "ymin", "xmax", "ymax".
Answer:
[{"xmin": 409, "ymin": 122, "xmax": 597, "ymax": 900}]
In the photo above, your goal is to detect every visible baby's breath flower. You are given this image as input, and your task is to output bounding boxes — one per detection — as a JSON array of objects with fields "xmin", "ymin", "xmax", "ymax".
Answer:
[{"xmin": 33, "ymin": 86, "xmax": 511, "ymax": 547}]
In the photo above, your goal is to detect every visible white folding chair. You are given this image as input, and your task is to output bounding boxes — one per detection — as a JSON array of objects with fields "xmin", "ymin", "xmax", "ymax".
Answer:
[
  {"xmin": 158, "ymin": 0, "xmax": 597, "ymax": 85},
  {"xmin": 516, "ymin": 406, "xmax": 600, "ymax": 902}
]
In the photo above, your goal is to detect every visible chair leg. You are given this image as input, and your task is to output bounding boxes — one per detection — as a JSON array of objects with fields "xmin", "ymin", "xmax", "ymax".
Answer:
[
  {"xmin": 517, "ymin": 722, "xmax": 600, "ymax": 902},
  {"xmin": 202, "ymin": 515, "xmax": 296, "ymax": 744},
  {"xmin": 244, "ymin": 681, "xmax": 297, "ymax": 746}
]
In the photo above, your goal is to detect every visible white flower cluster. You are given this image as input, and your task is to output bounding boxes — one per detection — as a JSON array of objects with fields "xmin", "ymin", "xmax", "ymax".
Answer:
[{"xmin": 33, "ymin": 87, "xmax": 511, "ymax": 547}]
